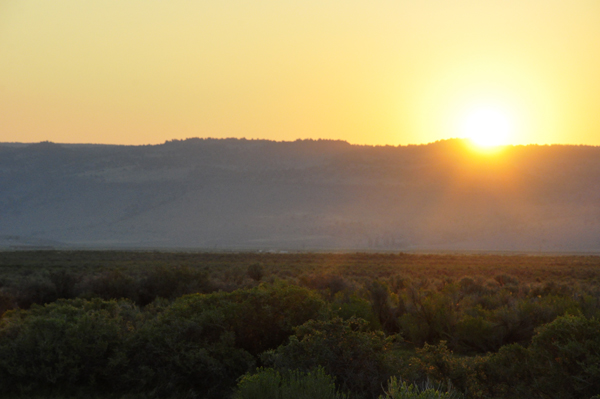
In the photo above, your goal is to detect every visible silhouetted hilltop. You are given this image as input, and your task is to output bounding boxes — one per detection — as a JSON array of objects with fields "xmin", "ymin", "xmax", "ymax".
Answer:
[{"xmin": 1, "ymin": 138, "xmax": 599, "ymax": 252}]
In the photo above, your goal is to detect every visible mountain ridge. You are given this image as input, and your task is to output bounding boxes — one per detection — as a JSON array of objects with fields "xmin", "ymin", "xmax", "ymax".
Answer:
[{"xmin": 1, "ymin": 138, "xmax": 599, "ymax": 252}]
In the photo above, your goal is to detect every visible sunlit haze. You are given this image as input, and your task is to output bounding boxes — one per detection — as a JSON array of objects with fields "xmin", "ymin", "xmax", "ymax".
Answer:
[{"xmin": 1, "ymin": 1, "xmax": 599, "ymax": 146}]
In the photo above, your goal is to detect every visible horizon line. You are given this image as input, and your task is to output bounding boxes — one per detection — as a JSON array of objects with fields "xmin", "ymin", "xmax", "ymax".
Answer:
[{"xmin": 2, "ymin": 137, "xmax": 599, "ymax": 148}]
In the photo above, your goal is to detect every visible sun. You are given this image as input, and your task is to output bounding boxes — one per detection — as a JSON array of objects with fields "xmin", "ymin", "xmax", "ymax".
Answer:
[{"xmin": 461, "ymin": 106, "xmax": 514, "ymax": 148}]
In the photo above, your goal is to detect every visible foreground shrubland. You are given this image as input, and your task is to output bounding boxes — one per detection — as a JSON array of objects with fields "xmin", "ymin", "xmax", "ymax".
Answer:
[{"xmin": 0, "ymin": 251, "xmax": 599, "ymax": 398}]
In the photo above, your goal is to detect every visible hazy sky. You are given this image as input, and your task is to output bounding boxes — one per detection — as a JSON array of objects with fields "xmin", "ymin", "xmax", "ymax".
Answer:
[{"xmin": 1, "ymin": 0, "xmax": 599, "ymax": 146}]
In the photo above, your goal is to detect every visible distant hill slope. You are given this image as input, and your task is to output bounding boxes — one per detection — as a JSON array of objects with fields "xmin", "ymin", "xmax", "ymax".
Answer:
[{"xmin": 1, "ymin": 138, "xmax": 599, "ymax": 252}]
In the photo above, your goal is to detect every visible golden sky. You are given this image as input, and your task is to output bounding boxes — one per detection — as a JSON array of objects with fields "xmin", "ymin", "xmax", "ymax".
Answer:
[{"xmin": 1, "ymin": 0, "xmax": 599, "ymax": 146}]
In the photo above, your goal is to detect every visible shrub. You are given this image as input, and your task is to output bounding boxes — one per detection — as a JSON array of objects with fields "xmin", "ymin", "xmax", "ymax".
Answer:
[
  {"xmin": 379, "ymin": 377, "xmax": 462, "ymax": 399},
  {"xmin": 12, "ymin": 276, "xmax": 58, "ymax": 309},
  {"xmin": 86, "ymin": 270, "xmax": 139, "ymax": 302},
  {"xmin": 125, "ymin": 300, "xmax": 254, "ymax": 399},
  {"xmin": 454, "ymin": 314, "xmax": 498, "ymax": 353},
  {"xmin": 458, "ymin": 278, "xmax": 486, "ymax": 296},
  {"xmin": 529, "ymin": 280, "xmax": 572, "ymax": 297},
  {"xmin": 48, "ymin": 270, "xmax": 80, "ymax": 299},
  {"xmin": 388, "ymin": 274, "xmax": 411, "ymax": 294},
  {"xmin": 369, "ymin": 281, "xmax": 399, "ymax": 333},
  {"xmin": 123, "ymin": 282, "xmax": 324, "ymax": 397},
  {"xmin": 485, "ymin": 315, "xmax": 600, "ymax": 399},
  {"xmin": 482, "ymin": 343, "xmax": 533, "ymax": 399},
  {"xmin": 0, "ymin": 291, "xmax": 15, "ymax": 316},
  {"xmin": 188, "ymin": 282, "xmax": 325, "ymax": 356},
  {"xmin": 247, "ymin": 263, "xmax": 264, "ymax": 282},
  {"xmin": 0, "ymin": 298, "xmax": 139, "ymax": 394},
  {"xmin": 234, "ymin": 367, "xmax": 349, "ymax": 399},
  {"xmin": 526, "ymin": 314, "xmax": 600, "ymax": 398},
  {"xmin": 408, "ymin": 341, "xmax": 488, "ymax": 398},
  {"xmin": 300, "ymin": 274, "xmax": 349, "ymax": 299},
  {"xmin": 399, "ymin": 290, "xmax": 456, "ymax": 347},
  {"xmin": 265, "ymin": 317, "xmax": 394, "ymax": 398},
  {"xmin": 493, "ymin": 275, "xmax": 519, "ymax": 287},
  {"xmin": 332, "ymin": 292, "xmax": 381, "ymax": 330},
  {"xmin": 491, "ymin": 296, "xmax": 578, "ymax": 348},
  {"xmin": 137, "ymin": 265, "xmax": 213, "ymax": 305}
]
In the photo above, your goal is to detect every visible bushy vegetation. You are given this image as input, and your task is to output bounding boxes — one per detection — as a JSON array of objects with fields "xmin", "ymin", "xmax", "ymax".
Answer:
[
  {"xmin": 234, "ymin": 367, "xmax": 348, "ymax": 399},
  {"xmin": 263, "ymin": 317, "xmax": 393, "ymax": 398},
  {"xmin": 379, "ymin": 377, "xmax": 461, "ymax": 399},
  {"xmin": 0, "ymin": 251, "xmax": 599, "ymax": 398}
]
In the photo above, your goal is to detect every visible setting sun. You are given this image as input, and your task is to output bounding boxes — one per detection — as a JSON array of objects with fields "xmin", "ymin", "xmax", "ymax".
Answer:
[{"xmin": 461, "ymin": 106, "xmax": 514, "ymax": 148}]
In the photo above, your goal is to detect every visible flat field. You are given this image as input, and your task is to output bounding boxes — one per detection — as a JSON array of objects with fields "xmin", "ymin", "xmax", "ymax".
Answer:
[{"xmin": 2, "ymin": 250, "xmax": 599, "ymax": 282}]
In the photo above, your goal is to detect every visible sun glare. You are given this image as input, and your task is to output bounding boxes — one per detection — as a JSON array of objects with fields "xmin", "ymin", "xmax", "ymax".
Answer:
[{"xmin": 461, "ymin": 106, "xmax": 513, "ymax": 148}]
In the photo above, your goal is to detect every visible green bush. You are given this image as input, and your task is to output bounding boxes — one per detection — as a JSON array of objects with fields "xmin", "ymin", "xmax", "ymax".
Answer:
[
  {"xmin": 408, "ymin": 341, "xmax": 488, "ymax": 399},
  {"xmin": 86, "ymin": 270, "xmax": 139, "ymax": 302},
  {"xmin": 247, "ymin": 263, "xmax": 264, "ymax": 282},
  {"xmin": 164, "ymin": 281, "xmax": 325, "ymax": 356},
  {"xmin": 0, "ymin": 298, "xmax": 139, "ymax": 394},
  {"xmin": 300, "ymin": 274, "xmax": 349, "ymax": 299},
  {"xmin": 0, "ymin": 291, "xmax": 15, "ymax": 316},
  {"xmin": 525, "ymin": 314, "xmax": 600, "ymax": 398},
  {"xmin": 48, "ymin": 270, "xmax": 80, "ymax": 300},
  {"xmin": 265, "ymin": 317, "xmax": 394, "ymax": 398},
  {"xmin": 369, "ymin": 281, "xmax": 399, "ymax": 333},
  {"xmin": 125, "ymin": 300, "xmax": 254, "ymax": 398},
  {"xmin": 399, "ymin": 290, "xmax": 456, "ymax": 347},
  {"xmin": 332, "ymin": 292, "xmax": 381, "ymax": 330},
  {"xmin": 493, "ymin": 274, "xmax": 519, "ymax": 288},
  {"xmin": 485, "ymin": 315, "xmax": 600, "ymax": 399},
  {"xmin": 454, "ymin": 314, "xmax": 498, "ymax": 353},
  {"xmin": 234, "ymin": 367, "xmax": 348, "ymax": 399},
  {"xmin": 379, "ymin": 377, "xmax": 461, "ymax": 399},
  {"xmin": 491, "ymin": 296, "xmax": 577, "ymax": 347},
  {"xmin": 13, "ymin": 276, "xmax": 58, "ymax": 309},
  {"xmin": 482, "ymin": 343, "xmax": 532, "ymax": 399},
  {"xmin": 458, "ymin": 278, "xmax": 488, "ymax": 296},
  {"xmin": 137, "ymin": 265, "xmax": 213, "ymax": 305},
  {"xmin": 123, "ymin": 282, "xmax": 324, "ymax": 398}
]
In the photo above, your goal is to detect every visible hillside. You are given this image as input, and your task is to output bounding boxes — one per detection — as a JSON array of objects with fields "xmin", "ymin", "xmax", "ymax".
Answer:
[{"xmin": 1, "ymin": 138, "xmax": 599, "ymax": 252}]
